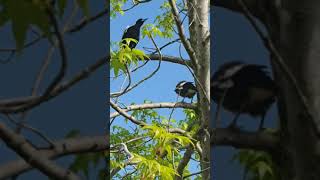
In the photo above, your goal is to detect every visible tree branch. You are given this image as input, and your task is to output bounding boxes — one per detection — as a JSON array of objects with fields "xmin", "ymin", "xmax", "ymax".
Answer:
[
  {"xmin": 68, "ymin": 8, "xmax": 109, "ymax": 33},
  {"xmin": 168, "ymin": 0, "xmax": 198, "ymax": 66},
  {"xmin": 110, "ymin": 102, "xmax": 196, "ymax": 118},
  {"xmin": 0, "ymin": 135, "xmax": 108, "ymax": 179},
  {"xmin": 211, "ymin": 128, "xmax": 279, "ymax": 152},
  {"xmin": 0, "ymin": 56, "xmax": 107, "ymax": 112},
  {"xmin": 0, "ymin": 122, "xmax": 80, "ymax": 179},
  {"xmin": 0, "ymin": 54, "xmax": 187, "ymax": 112},
  {"xmin": 110, "ymin": 100, "xmax": 146, "ymax": 126},
  {"xmin": 176, "ymin": 146, "xmax": 193, "ymax": 179}
]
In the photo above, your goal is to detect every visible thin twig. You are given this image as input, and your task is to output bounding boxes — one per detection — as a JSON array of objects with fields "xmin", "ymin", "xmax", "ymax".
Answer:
[
  {"xmin": 183, "ymin": 167, "xmax": 210, "ymax": 179},
  {"xmin": 178, "ymin": 43, "xmax": 210, "ymax": 103},
  {"xmin": 4, "ymin": 115, "xmax": 55, "ymax": 148},
  {"xmin": 110, "ymin": 100, "xmax": 146, "ymax": 126},
  {"xmin": 68, "ymin": 8, "xmax": 109, "ymax": 33},
  {"xmin": 168, "ymin": 0, "xmax": 197, "ymax": 65},
  {"xmin": 110, "ymin": 34, "xmax": 162, "ymax": 97},
  {"xmin": 110, "ymin": 102, "xmax": 196, "ymax": 119},
  {"xmin": 17, "ymin": 1, "xmax": 79, "ymax": 133}
]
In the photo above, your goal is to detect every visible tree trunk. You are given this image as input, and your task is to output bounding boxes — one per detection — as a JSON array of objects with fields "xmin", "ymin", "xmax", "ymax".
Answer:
[
  {"xmin": 213, "ymin": 0, "xmax": 320, "ymax": 179},
  {"xmin": 273, "ymin": 0, "xmax": 320, "ymax": 179},
  {"xmin": 188, "ymin": 0, "xmax": 211, "ymax": 179}
]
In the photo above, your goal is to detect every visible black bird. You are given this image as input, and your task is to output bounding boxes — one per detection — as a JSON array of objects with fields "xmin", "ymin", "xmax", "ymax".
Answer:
[
  {"xmin": 121, "ymin": 18, "xmax": 147, "ymax": 49},
  {"xmin": 211, "ymin": 61, "xmax": 277, "ymax": 130},
  {"xmin": 175, "ymin": 81, "xmax": 197, "ymax": 102}
]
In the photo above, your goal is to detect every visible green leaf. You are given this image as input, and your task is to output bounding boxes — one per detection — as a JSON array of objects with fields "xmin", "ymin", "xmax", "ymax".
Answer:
[
  {"xmin": 57, "ymin": 0, "xmax": 68, "ymax": 17},
  {"xmin": 4, "ymin": 0, "xmax": 50, "ymax": 51},
  {"xmin": 0, "ymin": 4, "xmax": 9, "ymax": 27},
  {"xmin": 76, "ymin": 0, "xmax": 89, "ymax": 17},
  {"xmin": 7, "ymin": 0, "xmax": 30, "ymax": 51},
  {"xmin": 65, "ymin": 129, "xmax": 81, "ymax": 138},
  {"xmin": 69, "ymin": 154, "xmax": 90, "ymax": 178}
]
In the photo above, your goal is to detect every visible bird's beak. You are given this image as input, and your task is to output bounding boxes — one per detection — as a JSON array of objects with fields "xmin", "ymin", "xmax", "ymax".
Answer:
[{"xmin": 143, "ymin": 18, "xmax": 148, "ymax": 22}]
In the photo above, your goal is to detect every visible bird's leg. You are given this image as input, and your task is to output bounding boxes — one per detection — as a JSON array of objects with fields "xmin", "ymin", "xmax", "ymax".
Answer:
[
  {"xmin": 190, "ymin": 97, "xmax": 193, "ymax": 103},
  {"xmin": 228, "ymin": 102, "xmax": 248, "ymax": 130},
  {"xmin": 258, "ymin": 113, "xmax": 266, "ymax": 131},
  {"xmin": 228, "ymin": 111, "xmax": 242, "ymax": 130},
  {"xmin": 181, "ymin": 97, "xmax": 185, "ymax": 103}
]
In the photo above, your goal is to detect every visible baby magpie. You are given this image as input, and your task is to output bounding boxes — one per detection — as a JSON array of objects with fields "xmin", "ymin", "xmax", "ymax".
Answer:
[
  {"xmin": 121, "ymin": 18, "xmax": 147, "ymax": 49},
  {"xmin": 211, "ymin": 61, "xmax": 277, "ymax": 130},
  {"xmin": 175, "ymin": 81, "xmax": 197, "ymax": 102}
]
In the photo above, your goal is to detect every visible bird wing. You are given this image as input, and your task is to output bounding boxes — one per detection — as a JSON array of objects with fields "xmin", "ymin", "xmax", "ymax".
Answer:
[
  {"xmin": 234, "ymin": 65, "xmax": 274, "ymax": 89},
  {"xmin": 121, "ymin": 26, "xmax": 132, "ymax": 39}
]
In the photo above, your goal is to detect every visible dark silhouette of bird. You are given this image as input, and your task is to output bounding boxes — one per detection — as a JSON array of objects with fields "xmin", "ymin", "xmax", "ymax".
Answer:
[
  {"xmin": 211, "ymin": 61, "xmax": 277, "ymax": 130},
  {"xmin": 121, "ymin": 18, "xmax": 147, "ymax": 49},
  {"xmin": 175, "ymin": 81, "xmax": 197, "ymax": 102}
]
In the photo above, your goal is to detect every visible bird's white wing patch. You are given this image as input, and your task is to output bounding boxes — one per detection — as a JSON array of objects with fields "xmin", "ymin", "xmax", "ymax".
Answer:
[
  {"xmin": 177, "ymin": 81, "xmax": 187, "ymax": 87},
  {"xmin": 223, "ymin": 64, "xmax": 246, "ymax": 78},
  {"xmin": 218, "ymin": 80, "xmax": 234, "ymax": 89}
]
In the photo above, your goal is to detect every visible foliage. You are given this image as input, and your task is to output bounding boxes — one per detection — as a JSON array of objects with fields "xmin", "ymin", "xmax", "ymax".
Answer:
[
  {"xmin": 64, "ymin": 130, "xmax": 107, "ymax": 180},
  {"xmin": 110, "ymin": 39, "xmax": 149, "ymax": 77},
  {"xmin": 0, "ymin": 0, "xmax": 90, "ymax": 51},
  {"xmin": 153, "ymin": 1, "xmax": 175, "ymax": 38},
  {"xmin": 110, "ymin": 100, "xmax": 198, "ymax": 179},
  {"xmin": 132, "ymin": 153, "xmax": 179, "ymax": 179},
  {"xmin": 232, "ymin": 149, "xmax": 280, "ymax": 180},
  {"xmin": 110, "ymin": 0, "xmax": 128, "ymax": 18},
  {"xmin": 69, "ymin": 153, "xmax": 105, "ymax": 179}
]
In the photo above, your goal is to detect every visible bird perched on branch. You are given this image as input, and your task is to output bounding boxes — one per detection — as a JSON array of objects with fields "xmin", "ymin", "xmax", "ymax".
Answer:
[
  {"xmin": 211, "ymin": 61, "xmax": 277, "ymax": 130},
  {"xmin": 175, "ymin": 81, "xmax": 197, "ymax": 102},
  {"xmin": 121, "ymin": 18, "xmax": 147, "ymax": 49}
]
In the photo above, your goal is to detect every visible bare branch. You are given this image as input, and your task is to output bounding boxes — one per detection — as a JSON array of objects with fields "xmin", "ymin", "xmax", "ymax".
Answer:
[
  {"xmin": 169, "ymin": 0, "xmax": 197, "ymax": 66},
  {"xmin": 0, "ymin": 122, "xmax": 80, "ymax": 179},
  {"xmin": 5, "ymin": 115, "xmax": 55, "ymax": 148},
  {"xmin": 0, "ymin": 135, "xmax": 108, "ymax": 179},
  {"xmin": 0, "ymin": 56, "xmax": 107, "ymax": 113},
  {"xmin": 211, "ymin": 128, "xmax": 279, "ymax": 152},
  {"xmin": 176, "ymin": 146, "xmax": 193, "ymax": 179},
  {"xmin": 183, "ymin": 167, "xmax": 210, "ymax": 179},
  {"xmin": 17, "ymin": 2, "xmax": 80, "ymax": 133},
  {"xmin": 110, "ymin": 102, "xmax": 196, "ymax": 119},
  {"xmin": 68, "ymin": 8, "xmax": 109, "ymax": 33},
  {"xmin": 110, "ymin": 100, "xmax": 146, "ymax": 126}
]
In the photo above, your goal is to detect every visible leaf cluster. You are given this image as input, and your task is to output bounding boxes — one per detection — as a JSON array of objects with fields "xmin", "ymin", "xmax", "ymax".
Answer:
[{"xmin": 232, "ymin": 149, "xmax": 280, "ymax": 180}]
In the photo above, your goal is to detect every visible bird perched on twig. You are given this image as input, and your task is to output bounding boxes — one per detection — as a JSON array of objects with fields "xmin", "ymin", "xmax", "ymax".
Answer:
[
  {"xmin": 121, "ymin": 18, "xmax": 147, "ymax": 49},
  {"xmin": 175, "ymin": 81, "xmax": 197, "ymax": 102},
  {"xmin": 211, "ymin": 61, "xmax": 277, "ymax": 130}
]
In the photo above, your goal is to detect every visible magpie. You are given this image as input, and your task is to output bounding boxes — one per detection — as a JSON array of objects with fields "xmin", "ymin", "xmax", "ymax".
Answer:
[
  {"xmin": 211, "ymin": 61, "xmax": 277, "ymax": 130},
  {"xmin": 121, "ymin": 18, "xmax": 147, "ymax": 49},
  {"xmin": 175, "ymin": 81, "xmax": 197, "ymax": 102}
]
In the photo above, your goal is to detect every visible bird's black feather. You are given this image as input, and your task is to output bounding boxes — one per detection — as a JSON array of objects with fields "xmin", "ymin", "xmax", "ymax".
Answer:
[
  {"xmin": 211, "ymin": 61, "xmax": 277, "ymax": 130},
  {"xmin": 175, "ymin": 81, "xmax": 197, "ymax": 99},
  {"xmin": 121, "ymin": 18, "xmax": 147, "ymax": 49}
]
